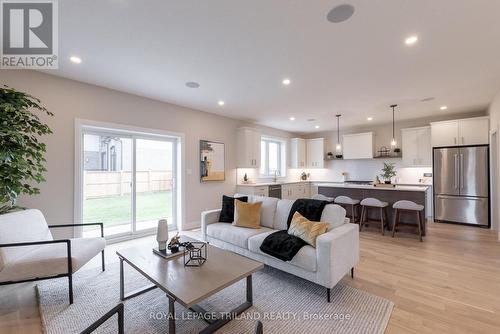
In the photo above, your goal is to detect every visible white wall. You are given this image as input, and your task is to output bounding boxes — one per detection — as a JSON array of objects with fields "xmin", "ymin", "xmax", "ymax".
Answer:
[
  {"xmin": 1, "ymin": 70, "xmax": 292, "ymax": 231},
  {"xmin": 305, "ymin": 112, "xmax": 485, "ymax": 183},
  {"xmin": 488, "ymin": 90, "xmax": 500, "ymax": 238}
]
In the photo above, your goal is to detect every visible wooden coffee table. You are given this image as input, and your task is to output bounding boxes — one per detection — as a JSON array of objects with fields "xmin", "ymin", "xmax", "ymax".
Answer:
[{"xmin": 116, "ymin": 240, "xmax": 264, "ymax": 334}]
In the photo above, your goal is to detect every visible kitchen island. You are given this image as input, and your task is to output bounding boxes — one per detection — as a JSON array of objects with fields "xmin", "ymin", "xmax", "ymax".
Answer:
[{"xmin": 316, "ymin": 182, "xmax": 430, "ymax": 235}]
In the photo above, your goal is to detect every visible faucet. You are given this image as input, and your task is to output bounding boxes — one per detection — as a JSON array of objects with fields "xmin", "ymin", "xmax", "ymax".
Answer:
[{"xmin": 273, "ymin": 170, "xmax": 280, "ymax": 183}]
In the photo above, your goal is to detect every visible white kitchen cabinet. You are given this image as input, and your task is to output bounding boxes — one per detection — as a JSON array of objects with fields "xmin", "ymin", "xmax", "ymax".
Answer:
[
  {"xmin": 236, "ymin": 185, "xmax": 268, "ymax": 197},
  {"xmin": 296, "ymin": 183, "xmax": 310, "ymax": 198},
  {"xmin": 236, "ymin": 127, "xmax": 261, "ymax": 168},
  {"xmin": 431, "ymin": 117, "xmax": 489, "ymax": 147},
  {"xmin": 281, "ymin": 184, "xmax": 293, "ymax": 200},
  {"xmin": 282, "ymin": 183, "xmax": 310, "ymax": 200},
  {"xmin": 342, "ymin": 132, "xmax": 374, "ymax": 159},
  {"xmin": 402, "ymin": 127, "xmax": 431, "ymax": 166},
  {"xmin": 290, "ymin": 138, "xmax": 307, "ymax": 168},
  {"xmin": 306, "ymin": 138, "xmax": 324, "ymax": 168},
  {"xmin": 431, "ymin": 121, "xmax": 459, "ymax": 147},
  {"xmin": 458, "ymin": 117, "xmax": 489, "ymax": 145}
]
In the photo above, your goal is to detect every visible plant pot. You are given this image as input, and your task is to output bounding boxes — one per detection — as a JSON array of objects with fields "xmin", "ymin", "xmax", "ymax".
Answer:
[{"xmin": 384, "ymin": 180, "xmax": 391, "ymax": 184}]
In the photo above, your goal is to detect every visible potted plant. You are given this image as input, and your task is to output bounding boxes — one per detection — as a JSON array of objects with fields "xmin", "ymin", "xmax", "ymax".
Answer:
[
  {"xmin": 380, "ymin": 162, "xmax": 396, "ymax": 184},
  {"xmin": 0, "ymin": 86, "xmax": 53, "ymax": 214}
]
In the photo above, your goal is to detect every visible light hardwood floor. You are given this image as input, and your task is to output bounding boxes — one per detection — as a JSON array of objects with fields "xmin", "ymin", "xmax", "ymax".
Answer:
[{"xmin": 1, "ymin": 223, "xmax": 500, "ymax": 334}]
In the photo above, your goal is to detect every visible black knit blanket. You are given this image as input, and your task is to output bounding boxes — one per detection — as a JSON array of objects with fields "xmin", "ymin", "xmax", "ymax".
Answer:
[{"xmin": 259, "ymin": 199, "xmax": 329, "ymax": 261}]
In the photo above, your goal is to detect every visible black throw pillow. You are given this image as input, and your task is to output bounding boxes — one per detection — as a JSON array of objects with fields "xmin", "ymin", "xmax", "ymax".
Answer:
[{"xmin": 220, "ymin": 195, "xmax": 248, "ymax": 223}]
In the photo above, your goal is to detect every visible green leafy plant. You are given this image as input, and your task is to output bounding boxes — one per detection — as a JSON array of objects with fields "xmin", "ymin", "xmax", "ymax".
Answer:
[
  {"xmin": 0, "ymin": 86, "xmax": 53, "ymax": 214},
  {"xmin": 380, "ymin": 162, "xmax": 396, "ymax": 182}
]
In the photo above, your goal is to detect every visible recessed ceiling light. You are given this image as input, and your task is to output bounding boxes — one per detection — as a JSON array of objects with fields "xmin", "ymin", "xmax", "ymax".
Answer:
[
  {"xmin": 185, "ymin": 81, "xmax": 200, "ymax": 88},
  {"xmin": 405, "ymin": 35, "xmax": 418, "ymax": 45},
  {"xmin": 282, "ymin": 78, "xmax": 291, "ymax": 86},
  {"xmin": 218, "ymin": 100, "xmax": 225, "ymax": 106},
  {"xmin": 289, "ymin": 117, "xmax": 295, "ymax": 121},
  {"xmin": 70, "ymin": 56, "xmax": 81, "ymax": 64},
  {"xmin": 367, "ymin": 117, "xmax": 373, "ymax": 121},
  {"xmin": 327, "ymin": 4, "xmax": 355, "ymax": 23},
  {"xmin": 315, "ymin": 125, "xmax": 320, "ymax": 129},
  {"xmin": 440, "ymin": 105, "xmax": 448, "ymax": 110}
]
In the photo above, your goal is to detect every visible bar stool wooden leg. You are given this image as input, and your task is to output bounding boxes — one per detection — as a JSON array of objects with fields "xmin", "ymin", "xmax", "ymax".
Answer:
[
  {"xmin": 351, "ymin": 204, "xmax": 355, "ymax": 224},
  {"xmin": 380, "ymin": 207, "xmax": 384, "ymax": 235},
  {"xmin": 417, "ymin": 211, "xmax": 423, "ymax": 242},
  {"xmin": 359, "ymin": 206, "xmax": 365, "ymax": 231},
  {"xmin": 392, "ymin": 209, "xmax": 398, "ymax": 237}
]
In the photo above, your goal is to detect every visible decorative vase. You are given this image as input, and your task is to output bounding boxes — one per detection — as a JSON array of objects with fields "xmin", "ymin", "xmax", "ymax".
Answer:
[
  {"xmin": 384, "ymin": 180, "xmax": 391, "ymax": 184},
  {"xmin": 156, "ymin": 219, "xmax": 169, "ymax": 251}
]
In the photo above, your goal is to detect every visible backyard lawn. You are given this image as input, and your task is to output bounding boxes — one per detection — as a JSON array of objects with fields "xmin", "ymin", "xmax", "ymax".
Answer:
[{"xmin": 83, "ymin": 191, "xmax": 172, "ymax": 227}]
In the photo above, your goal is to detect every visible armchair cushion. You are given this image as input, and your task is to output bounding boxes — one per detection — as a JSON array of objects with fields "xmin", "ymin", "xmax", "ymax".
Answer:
[
  {"xmin": 0, "ymin": 237, "xmax": 105, "ymax": 282},
  {"xmin": 0, "ymin": 209, "xmax": 53, "ymax": 270}
]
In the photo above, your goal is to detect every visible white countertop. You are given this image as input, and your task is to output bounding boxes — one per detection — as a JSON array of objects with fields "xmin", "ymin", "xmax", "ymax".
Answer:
[
  {"xmin": 313, "ymin": 182, "xmax": 429, "ymax": 192},
  {"xmin": 237, "ymin": 181, "xmax": 310, "ymax": 187},
  {"xmin": 237, "ymin": 181, "xmax": 431, "ymax": 192}
]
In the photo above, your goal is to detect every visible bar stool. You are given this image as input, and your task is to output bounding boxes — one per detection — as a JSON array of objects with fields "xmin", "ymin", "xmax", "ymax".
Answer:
[
  {"xmin": 360, "ymin": 198, "xmax": 389, "ymax": 235},
  {"xmin": 392, "ymin": 200, "xmax": 425, "ymax": 242},
  {"xmin": 312, "ymin": 194, "xmax": 334, "ymax": 202},
  {"xmin": 334, "ymin": 196, "xmax": 361, "ymax": 224}
]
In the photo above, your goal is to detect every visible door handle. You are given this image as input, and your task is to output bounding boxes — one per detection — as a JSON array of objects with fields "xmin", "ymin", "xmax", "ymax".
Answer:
[
  {"xmin": 454, "ymin": 154, "xmax": 458, "ymax": 189},
  {"xmin": 460, "ymin": 154, "xmax": 464, "ymax": 189}
]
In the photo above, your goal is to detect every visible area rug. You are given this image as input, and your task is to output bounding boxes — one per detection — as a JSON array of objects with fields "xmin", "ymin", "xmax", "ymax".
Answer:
[{"xmin": 37, "ymin": 263, "xmax": 393, "ymax": 334}]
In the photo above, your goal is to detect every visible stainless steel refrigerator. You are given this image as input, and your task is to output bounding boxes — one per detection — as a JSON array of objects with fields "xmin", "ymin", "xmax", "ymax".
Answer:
[{"xmin": 433, "ymin": 145, "xmax": 489, "ymax": 227}]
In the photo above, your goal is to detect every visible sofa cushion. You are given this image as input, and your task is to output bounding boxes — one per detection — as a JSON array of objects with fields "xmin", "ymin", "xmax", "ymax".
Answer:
[
  {"xmin": 248, "ymin": 231, "xmax": 317, "ymax": 272},
  {"xmin": 219, "ymin": 195, "xmax": 248, "ymax": 223},
  {"xmin": 249, "ymin": 196, "xmax": 278, "ymax": 228},
  {"xmin": 0, "ymin": 209, "xmax": 53, "ymax": 270},
  {"xmin": 206, "ymin": 223, "xmax": 272, "ymax": 249},
  {"xmin": 0, "ymin": 237, "xmax": 105, "ymax": 282},
  {"xmin": 320, "ymin": 204, "xmax": 347, "ymax": 231},
  {"xmin": 288, "ymin": 212, "xmax": 329, "ymax": 247},
  {"xmin": 274, "ymin": 199, "xmax": 295, "ymax": 230},
  {"xmin": 233, "ymin": 200, "xmax": 262, "ymax": 228}
]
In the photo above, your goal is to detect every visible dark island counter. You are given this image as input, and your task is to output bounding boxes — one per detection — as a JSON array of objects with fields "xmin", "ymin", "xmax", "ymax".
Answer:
[{"xmin": 316, "ymin": 183, "xmax": 430, "ymax": 234}]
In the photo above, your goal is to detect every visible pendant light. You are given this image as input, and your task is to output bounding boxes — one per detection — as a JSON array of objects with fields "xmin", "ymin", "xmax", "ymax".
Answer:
[
  {"xmin": 390, "ymin": 104, "xmax": 397, "ymax": 148},
  {"xmin": 335, "ymin": 114, "xmax": 343, "ymax": 158}
]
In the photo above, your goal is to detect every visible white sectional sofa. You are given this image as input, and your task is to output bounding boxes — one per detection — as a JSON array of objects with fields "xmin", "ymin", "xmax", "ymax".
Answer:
[{"xmin": 201, "ymin": 195, "xmax": 360, "ymax": 301}]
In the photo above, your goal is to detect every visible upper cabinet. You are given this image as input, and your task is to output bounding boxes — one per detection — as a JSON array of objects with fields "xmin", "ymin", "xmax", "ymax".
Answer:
[
  {"xmin": 402, "ymin": 126, "xmax": 431, "ymax": 166},
  {"xmin": 342, "ymin": 132, "xmax": 374, "ymax": 159},
  {"xmin": 290, "ymin": 138, "xmax": 306, "ymax": 168},
  {"xmin": 236, "ymin": 127, "xmax": 261, "ymax": 168},
  {"xmin": 306, "ymin": 138, "xmax": 324, "ymax": 168},
  {"xmin": 431, "ymin": 117, "xmax": 489, "ymax": 147}
]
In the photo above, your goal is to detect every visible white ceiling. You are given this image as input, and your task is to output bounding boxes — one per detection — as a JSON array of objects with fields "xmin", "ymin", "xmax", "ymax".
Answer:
[{"xmin": 47, "ymin": 0, "xmax": 500, "ymax": 133}]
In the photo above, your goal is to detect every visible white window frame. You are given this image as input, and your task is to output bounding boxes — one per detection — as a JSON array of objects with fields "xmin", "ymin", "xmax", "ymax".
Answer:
[
  {"xmin": 74, "ymin": 119, "xmax": 185, "ymax": 243},
  {"xmin": 260, "ymin": 137, "xmax": 286, "ymax": 177}
]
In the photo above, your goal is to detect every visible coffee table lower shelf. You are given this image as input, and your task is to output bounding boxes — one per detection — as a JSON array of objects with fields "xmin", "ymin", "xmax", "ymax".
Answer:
[{"xmin": 118, "ymin": 256, "xmax": 254, "ymax": 334}]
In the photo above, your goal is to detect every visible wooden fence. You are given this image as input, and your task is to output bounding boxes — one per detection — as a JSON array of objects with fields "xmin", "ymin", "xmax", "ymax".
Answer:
[{"xmin": 84, "ymin": 170, "xmax": 173, "ymax": 199}]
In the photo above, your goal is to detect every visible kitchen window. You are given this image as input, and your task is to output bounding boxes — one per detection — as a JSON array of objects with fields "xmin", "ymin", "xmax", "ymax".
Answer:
[{"xmin": 260, "ymin": 138, "xmax": 286, "ymax": 177}]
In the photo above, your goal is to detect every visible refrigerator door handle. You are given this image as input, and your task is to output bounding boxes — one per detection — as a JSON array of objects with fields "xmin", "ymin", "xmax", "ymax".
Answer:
[
  {"xmin": 460, "ymin": 154, "xmax": 464, "ymax": 189},
  {"xmin": 454, "ymin": 154, "xmax": 458, "ymax": 189}
]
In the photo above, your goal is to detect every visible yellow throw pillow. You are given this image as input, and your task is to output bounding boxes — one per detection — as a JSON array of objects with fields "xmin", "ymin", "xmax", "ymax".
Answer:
[
  {"xmin": 288, "ymin": 212, "xmax": 329, "ymax": 247},
  {"xmin": 233, "ymin": 200, "xmax": 262, "ymax": 229}
]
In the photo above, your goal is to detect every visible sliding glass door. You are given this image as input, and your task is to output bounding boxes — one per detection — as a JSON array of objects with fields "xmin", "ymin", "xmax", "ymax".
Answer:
[{"xmin": 81, "ymin": 130, "xmax": 177, "ymax": 238}]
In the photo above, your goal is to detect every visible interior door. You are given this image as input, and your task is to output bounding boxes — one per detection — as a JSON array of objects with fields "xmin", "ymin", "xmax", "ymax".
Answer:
[
  {"xmin": 459, "ymin": 146, "xmax": 488, "ymax": 197},
  {"xmin": 433, "ymin": 148, "xmax": 460, "ymax": 196}
]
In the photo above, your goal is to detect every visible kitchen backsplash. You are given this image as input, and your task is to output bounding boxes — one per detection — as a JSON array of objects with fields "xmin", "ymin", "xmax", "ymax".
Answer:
[
  {"xmin": 236, "ymin": 160, "xmax": 432, "ymax": 185},
  {"xmin": 304, "ymin": 159, "xmax": 432, "ymax": 184}
]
